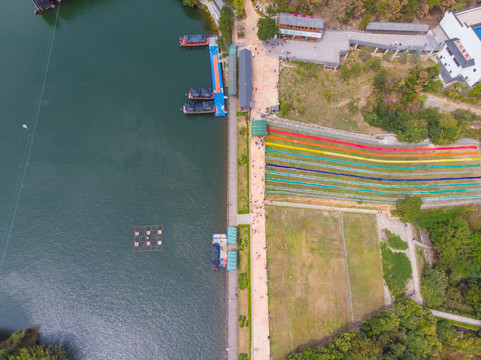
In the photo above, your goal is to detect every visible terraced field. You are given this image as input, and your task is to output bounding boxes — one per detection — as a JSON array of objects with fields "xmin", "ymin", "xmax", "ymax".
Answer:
[{"xmin": 265, "ymin": 126, "xmax": 481, "ymax": 205}]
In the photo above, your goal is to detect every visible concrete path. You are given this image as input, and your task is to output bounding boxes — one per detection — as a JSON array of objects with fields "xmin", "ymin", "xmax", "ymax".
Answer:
[
  {"xmin": 424, "ymin": 93, "xmax": 481, "ymax": 117},
  {"xmin": 226, "ymin": 96, "xmax": 239, "ymax": 360},
  {"xmin": 430, "ymin": 309, "xmax": 481, "ymax": 327},
  {"xmin": 250, "ymin": 132, "xmax": 270, "ymax": 360},
  {"xmin": 237, "ymin": 213, "xmax": 251, "ymax": 225},
  {"xmin": 413, "ymin": 240, "xmax": 435, "ymax": 251},
  {"xmin": 266, "ymin": 29, "xmax": 440, "ymax": 66},
  {"xmin": 265, "ymin": 200, "xmax": 378, "ymax": 214}
]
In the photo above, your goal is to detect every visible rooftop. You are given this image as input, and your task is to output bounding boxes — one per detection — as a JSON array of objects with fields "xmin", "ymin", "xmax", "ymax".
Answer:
[
  {"xmin": 366, "ymin": 22, "xmax": 429, "ymax": 33},
  {"xmin": 278, "ymin": 13, "xmax": 324, "ymax": 29},
  {"xmin": 454, "ymin": 4, "xmax": 481, "ymax": 27}
]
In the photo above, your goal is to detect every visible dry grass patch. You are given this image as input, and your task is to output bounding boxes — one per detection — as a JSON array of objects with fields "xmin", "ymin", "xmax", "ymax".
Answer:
[
  {"xmin": 278, "ymin": 51, "xmax": 419, "ymax": 134},
  {"xmin": 342, "ymin": 213, "xmax": 385, "ymax": 322},
  {"xmin": 266, "ymin": 206, "xmax": 350, "ymax": 359}
]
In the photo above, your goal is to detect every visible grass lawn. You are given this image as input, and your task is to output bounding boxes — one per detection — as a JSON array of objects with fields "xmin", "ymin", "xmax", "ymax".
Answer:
[
  {"xmin": 238, "ymin": 116, "xmax": 249, "ymax": 213},
  {"xmin": 266, "ymin": 206, "xmax": 350, "ymax": 359},
  {"xmin": 237, "ymin": 226, "xmax": 250, "ymax": 356},
  {"xmin": 342, "ymin": 213, "xmax": 385, "ymax": 322}
]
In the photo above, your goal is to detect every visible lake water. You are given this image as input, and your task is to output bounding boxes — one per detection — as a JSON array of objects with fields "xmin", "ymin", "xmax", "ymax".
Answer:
[{"xmin": 0, "ymin": 1, "xmax": 226, "ymax": 359}]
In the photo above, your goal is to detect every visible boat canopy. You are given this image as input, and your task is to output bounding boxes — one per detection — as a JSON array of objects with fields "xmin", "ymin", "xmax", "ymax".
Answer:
[{"xmin": 184, "ymin": 34, "xmax": 206, "ymax": 43}]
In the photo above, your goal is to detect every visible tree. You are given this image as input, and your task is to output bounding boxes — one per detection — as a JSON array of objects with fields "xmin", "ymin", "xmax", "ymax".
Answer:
[
  {"xmin": 373, "ymin": 69, "xmax": 387, "ymax": 91},
  {"xmin": 8, "ymin": 345, "xmax": 66, "ymax": 360},
  {"xmin": 218, "ymin": 6, "xmax": 234, "ymax": 52},
  {"xmin": 361, "ymin": 310, "xmax": 400, "ymax": 338},
  {"xmin": 257, "ymin": 17, "xmax": 279, "ymax": 41},
  {"xmin": 233, "ymin": 0, "xmax": 245, "ymax": 17},
  {"xmin": 393, "ymin": 196, "xmax": 422, "ymax": 223},
  {"xmin": 421, "ymin": 266, "xmax": 448, "ymax": 308},
  {"xmin": 182, "ymin": 0, "xmax": 199, "ymax": 8},
  {"xmin": 340, "ymin": 65, "xmax": 350, "ymax": 82}
]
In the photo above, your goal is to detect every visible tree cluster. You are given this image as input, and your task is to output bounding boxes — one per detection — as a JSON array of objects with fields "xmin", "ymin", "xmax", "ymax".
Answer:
[
  {"xmin": 288, "ymin": 298, "xmax": 481, "ymax": 359},
  {"xmin": 218, "ymin": 6, "xmax": 234, "ymax": 52},
  {"xmin": 0, "ymin": 329, "xmax": 66, "ymax": 360},
  {"xmin": 267, "ymin": 0, "xmax": 469, "ymax": 25},
  {"xmin": 363, "ymin": 64, "xmax": 477, "ymax": 144},
  {"xmin": 418, "ymin": 206, "xmax": 481, "ymax": 319}
]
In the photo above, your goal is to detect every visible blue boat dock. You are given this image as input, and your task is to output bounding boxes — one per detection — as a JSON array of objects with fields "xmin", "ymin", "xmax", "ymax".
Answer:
[{"xmin": 208, "ymin": 37, "xmax": 227, "ymax": 117}]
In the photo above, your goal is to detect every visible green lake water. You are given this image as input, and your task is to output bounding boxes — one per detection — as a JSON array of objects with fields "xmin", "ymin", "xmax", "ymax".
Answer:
[{"xmin": 0, "ymin": 1, "xmax": 226, "ymax": 358}]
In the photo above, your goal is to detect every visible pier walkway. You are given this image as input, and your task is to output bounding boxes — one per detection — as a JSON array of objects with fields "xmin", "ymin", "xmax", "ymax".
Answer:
[
  {"xmin": 226, "ymin": 96, "xmax": 238, "ymax": 359},
  {"xmin": 209, "ymin": 37, "xmax": 227, "ymax": 117}
]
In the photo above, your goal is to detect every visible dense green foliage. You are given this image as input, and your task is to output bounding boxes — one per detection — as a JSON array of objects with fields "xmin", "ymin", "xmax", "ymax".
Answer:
[
  {"xmin": 288, "ymin": 298, "xmax": 481, "ymax": 359},
  {"xmin": 417, "ymin": 206, "xmax": 481, "ymax": 318},
  {"xmin": 363, "ymin": 63, "xmax": 479, "ymax": 143},
  {"xmin": 238, "ymin": 272, "xmax": 248, "ymax": 290},
  {"xmin": 385, "ymin": 229, "xmax": 408, "ymax": 250},
  {"xmin": 380, "ymin": 242, "xmax": 412, "ymax": 297},
  {"xmin": 257, "ymin": 17, "xmax": 279, "ymax": 41},
  {"xmin": 182, "ymin": 0, "xmax": 199, "ymax": 8},
  {"xmin": 392, "ymin": 196, "xmax": 422, "ymax": 223},
  {"xmin": 0, "ymin": 329, "xmax": 66, "ymax": 360},
  {"xmin": 218, "ymin": 6, "xmax": 235, "ymax": 52},
  {"xmin": 421, "ymin": 266, "xmax": 449, "ymax": 308}
]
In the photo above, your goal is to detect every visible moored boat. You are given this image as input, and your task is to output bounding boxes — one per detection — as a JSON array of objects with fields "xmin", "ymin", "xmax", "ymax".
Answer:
[
  {"xmin": 179, "ymin": 34, "xmax": 209, "ymax": 47},
  {"xmin": 210, "ymin": 243, "xmax": 219, "ymax": 270},
  {"xmin": 183, "ymin": 101, "xmax": 215, "ymax": 114},
  {"xmin": 188, "ymin": 88, "xmax": 214, "ymax": 100}
]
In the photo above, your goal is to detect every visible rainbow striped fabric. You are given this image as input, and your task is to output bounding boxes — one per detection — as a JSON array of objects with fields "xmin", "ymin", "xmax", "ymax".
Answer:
[{"xmin": 264, "ymin": 127, "xmax": 481, "ymax": 204}]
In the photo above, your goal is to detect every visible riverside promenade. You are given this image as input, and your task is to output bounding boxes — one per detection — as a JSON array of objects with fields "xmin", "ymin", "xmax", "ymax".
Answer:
[{"xmin": 226, "ymin": 96, "xmax": 239, "ymax": 360}]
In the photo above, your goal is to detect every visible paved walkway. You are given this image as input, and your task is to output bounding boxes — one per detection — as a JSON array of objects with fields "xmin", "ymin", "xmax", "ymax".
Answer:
[
  {"xmin": 226, "ymin": 96, "xmax": 238, "ymax": 360},
  {"xmin": 424, "ymin": 93, "xmax": 481, "ymax": 117},
  {"xmin": 430, "ymin": 309, "xmax": 481, "ymax": 327},
  {"xmin": 265, "ymin": 30, "xmax": 440, "ymax": 66},
  {"xmin": 237, "ymin": 213, "xmax": 251, "ymax": 225},
  {"xmin": 265, "ymin": 200, "xmax": 379, "ymax": 214},
  {"xmin": 413, "ymin": 240, "xmax": 435, "ymax": 251},
  {"xmin": 250, "ymin": 133, "xmax": 270, "ymax": 360}
]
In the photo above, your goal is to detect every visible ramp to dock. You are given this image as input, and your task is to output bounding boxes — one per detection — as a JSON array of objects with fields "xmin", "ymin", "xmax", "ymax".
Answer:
[{"xmin": 208, "ymin": 37, "xmax": 227, "ymax": 117}]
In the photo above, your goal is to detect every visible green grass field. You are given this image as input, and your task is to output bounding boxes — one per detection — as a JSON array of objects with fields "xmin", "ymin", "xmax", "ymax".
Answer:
[
  {"xmin": 266, "ymin": 206, "xmax": 385, "ymax": 359},
  {"xmin": 238, "ymin": 116, "xmax": 249, "ymax": 213},
  {"xmin": 237, "ymin": 226, "xmax": 250, "ymax": 356},
  {"xmin": 342, "ymin": 213, "xmax": 385, "ymax": 322}
]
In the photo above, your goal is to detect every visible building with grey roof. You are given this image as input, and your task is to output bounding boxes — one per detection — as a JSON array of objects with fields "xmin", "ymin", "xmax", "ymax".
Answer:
[
  {"xmin": 238, "ymin": 49, "xmax": 252, "ymax": 109},
  {"xmin": 437, "ymin": 4, "xmax": 481, "ymax": 86},
  {"xmin": 275, "ymin": 13, "xmax": 324, "ymax": 42},
  {"xmin": 365, "ymin": 22, "xmax": 429, "ymax": 35}
]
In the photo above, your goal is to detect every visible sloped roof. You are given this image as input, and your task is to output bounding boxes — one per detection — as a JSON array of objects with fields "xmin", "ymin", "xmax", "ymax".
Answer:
[
  {"xmin": 278, "ymin": 13, "xmax": 324, "ymax": 29},
  {"xmin": 239, "ymin": 49, "xmax": 252, "ymax": 108},
  {"xmin": 366, "ymin": 22, "xmax": 429, "ymax": 33}
]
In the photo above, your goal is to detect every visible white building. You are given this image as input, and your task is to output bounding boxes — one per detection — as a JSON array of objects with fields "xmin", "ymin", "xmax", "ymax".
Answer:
[{"xmin": 437, "ymin": 4, "xmax": 481, "ymax": 87}]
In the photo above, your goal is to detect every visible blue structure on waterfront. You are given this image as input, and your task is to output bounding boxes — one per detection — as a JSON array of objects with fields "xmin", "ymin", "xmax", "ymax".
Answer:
[{"xmin": 208, "ymin": 37, "xmax": 227, "ymax": 117}]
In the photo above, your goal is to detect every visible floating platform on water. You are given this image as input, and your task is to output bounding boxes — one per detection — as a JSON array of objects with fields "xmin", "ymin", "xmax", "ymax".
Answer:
[
  {"xmin": 134, "ymin": 225, "xmax": 163, "ymax": 252},
  {"xmin": 212, "ymin": 234, "xmax": 227, "ymax": 269},
  {"xmin": 188, "ymin": 88, "xmax": 214, "ymax": 100},
  {"xmin": 208, "ymin": 37, "xmax": 227, "ymax": 117},
  {"xmin": 183, "ymin": 101, "xmax": 215, "ymax": 114},
  {"xmin": 179, "ymin": 34, "xmax": 209, "ymax": 47}
]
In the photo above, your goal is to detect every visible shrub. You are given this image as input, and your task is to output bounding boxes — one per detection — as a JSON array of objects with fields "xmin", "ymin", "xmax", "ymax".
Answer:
[
  {"xmin": 385, "ymin": 229, "xmax": 408, "ymax": 250},
  {"xmin": 239, "ymin": 273, "xmax": 248, "ymax": 290},
  {"xmin": 373, "ymin": 69, "xmax": 387, "ymax": 91},
  {"xmin": 351, "ymin": 62, "xmax": 362, "ymax": 77},
  {"xmin": 392, "ymin": 196, "xmax": 422, "ymax": 223},
  {"xmin": 279, "ymin": 100, "xmax": 291, "ymax": 116},
  {"xmin": 380, "ymin": 242, "xmax": 413, "ymax": 297},
  {"xmin": 340, "ymin": 65, "xmax": 350, "ymax": 82},
  {"xmin": 360, "ymin": 45, "xmax": 373, "ymax": 61},
  {"xmin": 359, "ymin": 13, "xmax": 371, "ymax": 29}
]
